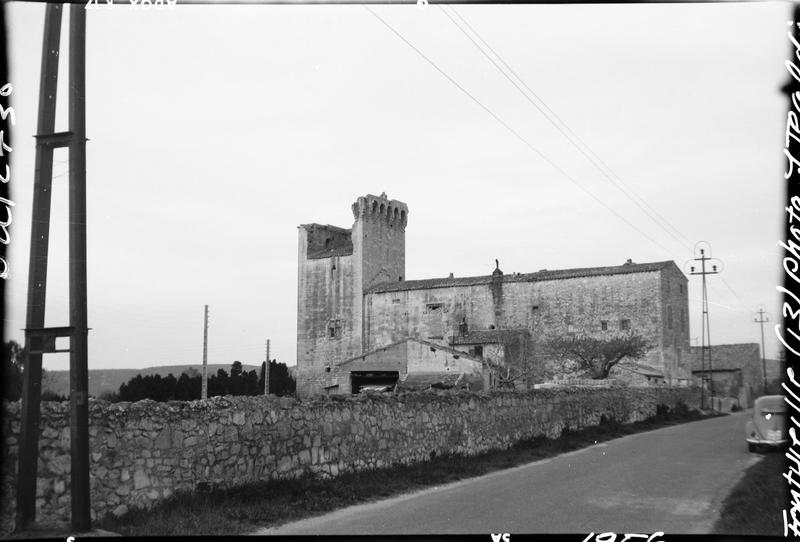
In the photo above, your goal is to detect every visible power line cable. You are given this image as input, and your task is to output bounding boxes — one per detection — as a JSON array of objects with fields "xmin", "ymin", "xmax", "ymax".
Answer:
[
  {"xmin": 443, "ymin": 5, "xmax": 695, "ymax": 251},
  {"xmin": 440, "ymin": 6, "xmax": 758, "ymax": 317},
  {"xmin": 364, "ymin": 6, "xmax": 674, "ymax": 255}
]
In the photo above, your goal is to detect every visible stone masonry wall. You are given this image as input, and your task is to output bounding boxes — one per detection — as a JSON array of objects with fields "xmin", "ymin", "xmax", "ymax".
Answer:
[
  {"xmin": 366, "ymin": 269, "xmax": 679, "ymax": 383},
  {"xmin": 1, "ymin": 386, "xmax": 699, "ymax": 534}
]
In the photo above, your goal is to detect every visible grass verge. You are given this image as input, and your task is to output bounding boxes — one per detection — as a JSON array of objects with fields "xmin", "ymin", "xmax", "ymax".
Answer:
[
  {"xmin": 98, "ymin": 405, "xmax": 718, "ymax": 536},
  {"xmin": 712, "ymin": 449, "xmax": 787, "ymax": 536}
]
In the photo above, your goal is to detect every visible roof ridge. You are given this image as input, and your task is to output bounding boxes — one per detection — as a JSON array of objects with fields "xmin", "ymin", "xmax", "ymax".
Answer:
[{"xmin": 368, "ymin": 260, "xmax": 676, "ymax": 294}]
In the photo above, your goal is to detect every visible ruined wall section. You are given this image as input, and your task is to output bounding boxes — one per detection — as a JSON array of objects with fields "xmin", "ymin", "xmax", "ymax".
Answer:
[
  {"xmin": 1, "ymin": 387, "xmax": 700, "ymax": 533},
  {"xmin": 296, "ymin": 225, "xmax": 359, "ymax": 396}
]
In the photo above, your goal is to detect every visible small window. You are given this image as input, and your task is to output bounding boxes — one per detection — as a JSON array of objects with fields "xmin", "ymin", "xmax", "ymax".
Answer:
[
  {"xmin": 601, "ymin": 321, "xmax": 608, "ymax": 331},
  {"xmin": 425, "ymin": 303, "xmax": 443, "ymax": 314},
  {"xmin": 328, "ymin": 320, "xmax": 341, "ymax": 339},
  {"xmin": 391, "ymin": 298, "xmax": 401, "ymax": 304},
  {"xmin": 667, "ymin": 306, "xmax": 673, "ymax": 330},
  {"xmin": 620, "ymin": 319, "xmax": 631, "ymax": 331},
  {"xmin": 679, "ymin": 283, "xmax": 683, "ymax": 294},
  {"xmin": 532, "ymin": 305, "xmax": 539, "ymax": 311},
  {"xmin": 473, "ymin": 345, "xmax": 483, "ymax": 358}
]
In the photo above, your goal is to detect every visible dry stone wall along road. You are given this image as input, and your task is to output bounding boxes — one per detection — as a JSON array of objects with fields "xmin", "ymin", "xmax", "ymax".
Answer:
[
  {"xmin": 0, "ymin": 387, "xmax": 698, "ymax": 533},
  {"xmin": 254, "ymin": 412, "xmax": 759, "ymax": 535}
]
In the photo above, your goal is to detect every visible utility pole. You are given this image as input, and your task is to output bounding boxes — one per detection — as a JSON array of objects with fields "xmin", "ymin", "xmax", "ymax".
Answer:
[
  {"xmin": 68, "ymin": 5, "xmax": 90, "ymax": 531},
  {"xmin": 687, "ymin": 243, "xmax": 722, "ymax": 411},
  {"xmin": 202, "ymin": 305, "xmax": 209, "ymax": 399},
  {"xmin": 18, "ymin": 4, "xmax": 91, "ymax": 532},
  {"xmin": 754, "ymin": 308, "xmax": 769, "ymax": 394},
  {"xmin": 265, "ymin": 339, "xmax": 270, "ymax": 395}
]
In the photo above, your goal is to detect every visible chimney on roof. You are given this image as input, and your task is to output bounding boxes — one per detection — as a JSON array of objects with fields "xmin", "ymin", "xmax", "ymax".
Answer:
[
  {"xmin": 448, "ymin": 272, "xmax": 454, "ymax": 279},
  {"xmin": 624, "ymin": 258, "xmax": 634, "ymax": 265}
]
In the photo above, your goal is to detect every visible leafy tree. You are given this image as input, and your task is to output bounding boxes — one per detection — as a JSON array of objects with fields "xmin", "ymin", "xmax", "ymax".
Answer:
[
  {"xmin": 257, "ymin": 359, "xmax": 296, "ymax": 396},
  {"xmin": 115, "ymin": 360, "xmax": 295, "ymax": 401},
  {"xmin": 546, "ymin": 333, "xmax": 650, "ymax": 379}
]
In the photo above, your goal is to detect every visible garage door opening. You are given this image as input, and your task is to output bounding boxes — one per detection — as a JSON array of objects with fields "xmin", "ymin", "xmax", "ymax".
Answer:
[{"xmin": 350, "ymin": 371, "xmax": 399, "ymax": 394}]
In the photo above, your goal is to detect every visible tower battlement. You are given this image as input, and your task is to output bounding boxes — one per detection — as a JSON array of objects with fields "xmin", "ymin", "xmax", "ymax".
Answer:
[{"xmin": 352, "ymin": 193, "xmax": 408, "ymax": 228}]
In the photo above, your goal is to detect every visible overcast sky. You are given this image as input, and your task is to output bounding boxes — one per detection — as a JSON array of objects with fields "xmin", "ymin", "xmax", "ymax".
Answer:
[{"xmin": 4, "ymin": 1, "xmax": 790, "ymax": 371}]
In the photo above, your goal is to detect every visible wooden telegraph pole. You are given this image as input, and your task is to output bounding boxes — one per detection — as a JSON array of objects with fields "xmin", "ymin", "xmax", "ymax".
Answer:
[
  {"xmin": 17, "ymin": 3, "xmax": 90, "ymax": 532},
  {"xmin": 264, "ymin": 339, "xmax": 270, "ymax": 395},
  {"xmin": 202, "ymin": 305, "xmax": 209, "ymax": 399}
]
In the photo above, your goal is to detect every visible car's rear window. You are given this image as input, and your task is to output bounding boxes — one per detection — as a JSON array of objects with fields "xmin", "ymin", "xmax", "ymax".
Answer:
[{"xmin": 759, "ymin": 410, "xmax": 785, "ymax": 431}]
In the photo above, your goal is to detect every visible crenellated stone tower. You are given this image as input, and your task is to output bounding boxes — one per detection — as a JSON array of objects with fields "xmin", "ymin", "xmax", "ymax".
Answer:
[{"xmin": 296, "ymin": 193, "xmax": 407, "ymax": 396}]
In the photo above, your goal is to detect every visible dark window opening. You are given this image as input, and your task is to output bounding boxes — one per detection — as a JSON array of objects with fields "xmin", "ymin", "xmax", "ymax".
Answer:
[
  {"xmin": 601, "ymin": 321, "xmax": 608, "ymax": 331},
  {"xmin": 425, "ymin": 303, "xmax": 443, "ymax": 313},
  {"xmin": 430, "ymin": 346, "xmax": 437, "ymax": 352},
  {"xmin": 667, "ymin": 306, "xmax": 673, "ymax": 330},
  {"xmin": 489, "ymin": 325, "xmax": 496, "ymax": 330},
  {"xmin": 620, "ymin": 319, "xmax": 631, "ymax": 331},
  {"xmin": 472, "ymin": 345, "xmax": 483, "ymax": 358},
  {"xmin": 532, "ymin": 305, "xmax": 539, "ymax": 311},
  {"xmin": 328, "ymin": 320, "xmax": 341, "ymax": 339},
  {"xmin": 399, "ymin": 276, "xmax": 403, "ymax": 281}
]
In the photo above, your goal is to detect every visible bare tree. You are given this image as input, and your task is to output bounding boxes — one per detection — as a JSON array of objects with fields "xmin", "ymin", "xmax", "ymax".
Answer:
[{"xmin": 546, "ymin": 333, "xmax": 650, "ymax": 379}]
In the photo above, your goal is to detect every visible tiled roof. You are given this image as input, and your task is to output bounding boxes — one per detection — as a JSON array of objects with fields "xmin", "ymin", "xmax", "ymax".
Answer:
[
  {"xmin": 366, "ymin": 260, "xmax": 677, "ymax": 294},
  {"xmin": 689, "ymin": 343, "xmax": 760, "ymax": 371},
  {"xmin": 449, "ymin": 329, "xmax": 530, "ymax": 345},
  {"xmin": 337, "ymin": 336, "xmax": 482, "ymax": 367},
  {"xmin": 397, "ymin": 372, "xmax": 482, "ymax": 392},
  {"xmin": 613, "ymin": 362, "xmax": 665, "ymax": 378},
  {"xmin": 398, "ymin": 372, "xmax": 463, "ymax": 391}
]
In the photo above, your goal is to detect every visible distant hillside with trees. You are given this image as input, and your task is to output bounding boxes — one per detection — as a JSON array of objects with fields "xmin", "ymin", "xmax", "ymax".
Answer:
[
  {"xmin": 41, "ymin": 363, "xmax": 263, "ymax": 399},
  {"xmin": 113, "ymin": 360, "xmax": 295, "ymax": 402},
  {"xmin": 2, "ymin": 340, "xmax": 296, "ymax": 401}
]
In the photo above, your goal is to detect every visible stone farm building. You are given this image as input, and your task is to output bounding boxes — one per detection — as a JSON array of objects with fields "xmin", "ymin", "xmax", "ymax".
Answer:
[
  {"xmin": 296, "ymin": 193, "xmax": 692, "ymax": 397},
  {"xmin": 688, "ymin": 343, "xmax": 782, "ymax": 408}
]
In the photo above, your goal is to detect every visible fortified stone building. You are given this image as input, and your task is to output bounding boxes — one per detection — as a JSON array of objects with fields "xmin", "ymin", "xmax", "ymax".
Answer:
[{"xmin": 296, "ymin": 193, "xmax": 692, "ymax": 397}]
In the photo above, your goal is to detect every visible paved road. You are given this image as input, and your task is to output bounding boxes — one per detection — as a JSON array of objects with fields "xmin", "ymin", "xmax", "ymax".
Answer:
[{"xmin": 253, "ymin": 412, "xmax": 759, "ymax": 535}]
